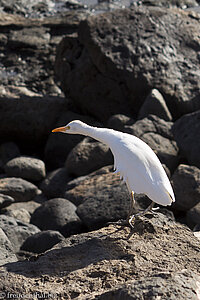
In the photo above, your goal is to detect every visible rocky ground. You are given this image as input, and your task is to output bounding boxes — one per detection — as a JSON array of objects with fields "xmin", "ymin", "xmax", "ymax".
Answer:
[{"xmin": 0, "ymin": 0, "xmax": 200, "ymax": 299}]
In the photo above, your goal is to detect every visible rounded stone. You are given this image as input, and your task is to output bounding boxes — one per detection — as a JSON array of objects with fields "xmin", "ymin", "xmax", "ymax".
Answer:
[
  {"xmin": 31, "ymin": 198, "xmax": 82, "ymax": 236},
  {"xmin": 21, "ymin": 230, "xmax": 64, "ymax": 254},
  {"xmin": 4, "ymin": 156, "xmax": 46, "ymax": 181},
  {"xmin": 0, "ymin": 177, "xmax": 39, "ymax": 202}
]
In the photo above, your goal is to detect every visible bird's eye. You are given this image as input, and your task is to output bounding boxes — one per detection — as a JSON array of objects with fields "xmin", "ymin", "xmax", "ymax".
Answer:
[{"xmin": 66, "ymin": 125, "xmax": 70, "ymax": 130}]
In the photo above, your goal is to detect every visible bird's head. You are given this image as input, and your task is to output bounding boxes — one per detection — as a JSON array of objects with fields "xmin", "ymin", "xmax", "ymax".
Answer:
[{"xmin": 52, "ymin": 120, "xmax": 88, "ymax": 135}]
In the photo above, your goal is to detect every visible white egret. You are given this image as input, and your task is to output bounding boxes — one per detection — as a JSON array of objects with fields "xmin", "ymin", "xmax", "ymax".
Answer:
[{"xmin": 52, "ymin": 120, "xmax": 175, "ymax": 227}]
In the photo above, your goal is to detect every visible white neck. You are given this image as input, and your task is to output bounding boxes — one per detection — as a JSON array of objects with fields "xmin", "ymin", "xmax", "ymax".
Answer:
[{"xmin": 78, "ymin": 124, "xmax": 116, "ymax": 146}]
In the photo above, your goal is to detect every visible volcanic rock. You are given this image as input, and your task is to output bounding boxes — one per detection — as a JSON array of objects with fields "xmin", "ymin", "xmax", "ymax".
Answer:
[
  {"xmin": 5, "ymin": 156, "xmax": 46, "ymax": 182},
  {"xmin": 55, "ymin": 6, "xmax": 200, "ymax": 121},
  {"xmin": 171, "ymin": 164, "xmax": 200, "ymax": 211},
  {"xmin": 98, "ymin": 271, "xmax": 199, "ymax": 300},
  {"xmin": 4, "ymin": 208, "xmax": 31, "ymax": 224},
  {"xmin": 0, "ymin": 215, "xmax": 40, "ymax": 252},
  {"xmin": 0, "ymin": 212, "xmax": 199, "ymax": 298},
  {"xmin": 21, "ymin": 230, "xmax": 64, "ymax": 254},
  {"xmin": 65, "ymin": 137, "xmax": 113, "ymax": 176},
  {"xmin": 0, "ymin": 228, "xmax": 17, "ymax": 266},
  {"xmin": 186, "ymin": 202, "xmax": 200, "ymax": 229},
  {"xmin": 40, "ymin": 168, "xmax": 71, "ymax": 199},
  {"xmin": 0, "ymin": 194, "xmax": 14, "ymax": 209},
  {"xmin": 0, "ymin": 177, "xmax": 39, "ymax": 202},
  {"xmin": 172, "ymin": 110, "xmax": 200, "ymax": 168},
  {"xmin": 2, "ymin": 201, "xmax": 41, "ymax": 216},
  {"xmin": 31, "ymin": 198, "xmax": 82, "ymax": 236},
  {"xmin": 0, "ymin": 96, "xmax": 67, "ymax": 148},
  {"xmin": 65, "ymin": 166, "xmax": 152, "ymax": 229},
  {"xmin": 107, "ymin": 114, "xmax": 135, "ymax": 132},
  {"xmin": 138, "ymin": 89, "xmax": 172, "ymax": 121}
]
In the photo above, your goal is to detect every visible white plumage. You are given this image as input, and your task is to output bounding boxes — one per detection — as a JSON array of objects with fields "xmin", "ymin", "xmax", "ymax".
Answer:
[{"xmin": 52, "ymin": 120, "xmax": 175, "ymax": 226}]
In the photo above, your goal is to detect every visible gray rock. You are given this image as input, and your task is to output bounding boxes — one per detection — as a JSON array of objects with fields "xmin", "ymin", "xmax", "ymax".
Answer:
[
  {"xmin": 0, "ymin": 213, "xmax": 199, "ymax": 298},
  {"xmin": 55, "ymin": 6, "xmax": 200, "ymax": 121},
  {"xmin": 0, "ymin": 0, "xmax": 90, "ymax": 18},
  {"xmin": 64, "ymin": 165, "xmax": 116, "ymax": 206},
  {"xmin": 0, "ymin": 215, "xmax": 40, "ymax": 252},
  {"xmin": 8, "ymin": 27, "xmax": 50, "ymax": 50},
  {"xmin": 143, "ymin": 0, "xmax": 199, "ymax": 8},
  {"xmin": 138, "ymin": 89, "xmax": 172, "ymax": 121},
  {"xmin": 4, "ymin": 208, "xmax": 31, "ymax": 224},
  {"xmin": 66, "ymin": 165, "xmax": 174, "ymax": 230},
  {"xmin": 128, "ymin": 115, "xmax": 174, "ymax": 140},
  {"xmin": 2, "ymin": 201, "xmax": 41, "ymax": 216},
  {"xmin": 66, "ymin": 166, "xmax": 137, "ymax": 229},
  {"xmin": 172, "ymin": 110, "xmax": 200, "ymax": 168},
  {"xmin": 5, "ymin": 156, "xmax": 46, "ymax": 182},
  {"xmin": 40, "ymin": 168, "xmax": 71, "ymax": 199},
  {"xmin": 31, "ymin": 198, "xmax": 82, "ymax": 236},
  {"xmin": 65, "ymin": 137, "xmax": 113, "ymax": 176},
  {"xmin": 107, "ymin": 114, "xmax": 135, "ymax": 132},
  {"xmin": 98, "ymin": 271, "xmax": 199, "ymax": 300},
  {"xmin": 0, "ymin": 228, "xmax": 17, "ymax": 266},
  {"xmin": 0, "ymin": 177, "xmax": 39, "ymax": 202},
  {"xmin": 0, "ymin": 142, "xmax": 20, "ymax": 164},
  {"xmin": 44, "ymin": 110, "xmax": 98, "ymax": 170},
  {"xmin": 171, "ymin": 164, "xmax": 200, "ymax": 211},
  {"xmin": 76, "ymin": 181, "xmax": 130, "ymax": 230},
  {"xmin": 0, "ymin": 194, "xmax": 14, "ymax": 209},
  {"xmin": 0, "ymin": 96, "xmax": 67, "ymax": 149},
  {"xmin": 21, "ymin": 230, "xmax": 64, "ymax": 254},
  {"xmin": 186, "ymin": 202, "xmax": 200, "ymax": 229}
]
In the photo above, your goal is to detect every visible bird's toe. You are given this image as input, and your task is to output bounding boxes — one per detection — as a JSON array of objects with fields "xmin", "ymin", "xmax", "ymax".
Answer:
[{"xmin": 128, "ymin": 215, "xmax": 135, "ymax": 228}]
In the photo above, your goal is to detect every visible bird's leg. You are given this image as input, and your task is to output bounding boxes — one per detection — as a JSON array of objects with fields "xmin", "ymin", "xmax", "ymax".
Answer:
[
  {"xmin": 129, "ymin": 191, "xmax": 135, "ymax": 215},
  {"xmin": 128, "ymin": 201, "xmax": 155, "ymax": 228}
]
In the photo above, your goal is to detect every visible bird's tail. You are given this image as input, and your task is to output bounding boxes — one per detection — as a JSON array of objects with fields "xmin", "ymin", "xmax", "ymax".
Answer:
[{"xmin": 165, "ymin": 189, "xmax": 175, "ymax": 204}]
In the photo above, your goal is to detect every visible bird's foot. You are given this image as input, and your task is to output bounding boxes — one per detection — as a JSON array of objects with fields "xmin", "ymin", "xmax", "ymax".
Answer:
[
  {"xmin": 128, "ymin": 202, "xmax": 158, "ymax": 228},
  {"xmin": 106, "ymin": 219, "xmax": 128, "ymax": 227},
  {"xmin": 128, "ymin": 215, "xmax": 136, "ymax": 228}
]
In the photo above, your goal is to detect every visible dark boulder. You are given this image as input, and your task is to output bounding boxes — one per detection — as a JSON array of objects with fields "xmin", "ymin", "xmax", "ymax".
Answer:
[
  {"xmin": 0, "ymin": 215, "xmax": 40, "ymax": 252},
  {"xmin": 172, "ymin": 110, "xmax": 200, "ymax": 168},
  {"xmin": 21, "ymin": 230, "xmax": 64, "ymax": 254},
  {"xmin": 0, "ymin": 177, "xmax": 39, "ymax": 202},
  {"xmin": 40, "ymin": 168, "xmax": 71, "ymax": 199},
  {"xmin": 4, "ymin": 156, "xmax": 46, "ymax": 182},
  {"xmin": 186, "ymin": 202, "xmax": 200, "ymax": 229},
  {"xmin": 55, "ymin": 6, "xmax": 200, "ymax": 121},
  {"xmin": 0, "ymin": 96, "xmax": 67, "ymax": 149},
  {"xmin": 107, "ymin": 114, "xmax": 135, "ymax": 132},
  {"xmin": 65, "ymin": 166, "xmax": 152, "ymax": 230},
  {"xmin": 138, "ymin": 89, "xmax": 172, "ymax": 121},
  {"xmin": 171, "ymin": 164, "xmax": 200, "ymax": 211},
  {"xmin": 65, "ymin": 137, "xmax": 113, "ymax": 176},
  {"xmin": 31, "ymin": 198, "xmax": 82, "ymax": 236}
]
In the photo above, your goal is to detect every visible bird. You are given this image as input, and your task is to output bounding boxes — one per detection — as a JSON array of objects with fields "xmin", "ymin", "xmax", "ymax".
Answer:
[{"xmin": 52, "ymin": 120, "xmax": 175, "ymax": 227}]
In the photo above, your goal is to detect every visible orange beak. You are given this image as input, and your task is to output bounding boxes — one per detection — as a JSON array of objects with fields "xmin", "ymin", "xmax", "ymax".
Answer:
[{"xmin": 52, "ymin": 126, "xmax": 67, "ymax": 133}]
